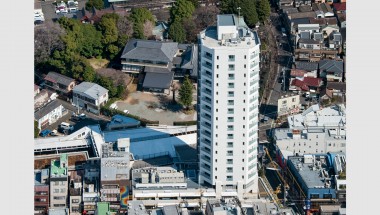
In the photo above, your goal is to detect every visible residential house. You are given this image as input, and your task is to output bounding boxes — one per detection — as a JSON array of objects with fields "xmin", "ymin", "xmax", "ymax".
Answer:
[
  {"xmin": 298, "ymin": 5, "xmax": 313, "ymax": 12},
  {"xmin": 35, "ymin": 89, "xmax": 55, "ymax": 109},
  {"xmin": 35, "ymin": 169, "xmax": 50, "ymax": 215},
  {"xmin": 289, "ymin": 76, "xmax": 323, "ymax": 94},
  {"xmin": 69, "ymin": 170, "xmax": 83, "ymax": 215},
  {"xmin": 277, "ymin": 94, "xmax": 302, "ymax": 117},
  {"xmin": 152, "ymin": 21, "xmax": 169, "ymax": 41},
  {"xmin": 319, "ymin": 59, "xmax": 344, "ymax": 82},
  {"xmin": 321, "ymin": 25, "xmax": 340, "ymax": 39},
  {"xmin": 312, "ymin": 3, "xmax": 335, "ymax": 18},
  {"xmin": 120, "ymin": 39, "xmax": 198, "ymax": 94},
  {"xmin": 294, "ymin": 61, "xmax": 319, "ymax": 73},
  {"xmin": 34, "ymin": 100, "xmax": 65, "ymax": 130},
  {"xmin": 73, "ymin": 82, "xmax": 109, "ymax": 114},
  {"xmin": 50, "ymin": 154, "xmax": 69, "ymax": 209},
  {"xmin": 309, "ymin": 17, "xmax": 338, "ymax": 28},
  {"xmin": 320, "ymin": 82, "xmax": 346, "ymax": 102},
  {"xmin": 332, "ymin": 2, "xmax": 346, "ymax": 14},
  {"xmin": 298, "ymin": 38, "xmax": 321, "ymax": 50},
  {"xmin": 290, "ymin": 68, "xmax": 317, "ymax": 78},
  {"xmin": 295, "ymin": 0, "xmax": 312, "ymax": 7},
  {"xmin": 329, "ymin": 31, "xmax": 342, "ymax": 50},
  {"xmin": 44, "ymin": 72, "xmax": 76, "ymax": 99}
]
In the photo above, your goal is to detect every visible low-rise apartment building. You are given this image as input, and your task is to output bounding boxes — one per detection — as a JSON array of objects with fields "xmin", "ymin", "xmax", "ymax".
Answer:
[
  {"xmin": 50, "ymin": 154, "xmax": 69, "ymax": 209},
  {"xmin": 34, "ymin": 169, "xmax": 50, "ymax": 215}
]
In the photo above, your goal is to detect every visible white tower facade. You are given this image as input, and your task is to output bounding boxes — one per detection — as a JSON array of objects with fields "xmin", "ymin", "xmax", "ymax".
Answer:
[{"xmin": 198, "ymin": 14, "xmax": 261, "ymax": 198}]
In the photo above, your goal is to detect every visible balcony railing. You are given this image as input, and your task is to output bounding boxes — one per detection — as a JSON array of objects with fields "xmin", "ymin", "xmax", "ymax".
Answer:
[{"xmin": 202, "ymin": 62, "xmax": 212, "ymax": 70}]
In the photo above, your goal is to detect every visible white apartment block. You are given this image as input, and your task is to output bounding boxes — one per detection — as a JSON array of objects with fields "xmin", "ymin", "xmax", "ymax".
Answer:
[
  {"xmin": 198, "ymin": 14, "xmax": 261, "ymax": 199},
  {"xmin": 277, "ymin": 94, "xmax": 301, "ymax": 116}
]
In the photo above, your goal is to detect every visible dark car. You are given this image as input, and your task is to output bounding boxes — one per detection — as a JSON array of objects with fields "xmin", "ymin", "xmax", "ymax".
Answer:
[
  {"xmin": 39, "ymin": 129, "xmax": 51, "ymax": 137},
  {"xmin": 34, "ymin": 20, "xmax": 44, "ymax": 25}
]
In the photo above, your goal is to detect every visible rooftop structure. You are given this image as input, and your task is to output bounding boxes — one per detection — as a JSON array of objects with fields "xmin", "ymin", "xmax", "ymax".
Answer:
[
  {"xmin": 132, "ymin": 166, "xmax": 185, "ymax": 186},
  {"xmin": 48, "ymin": 208, "xmax": 69, "ymax": 215},
  {"xmin": 287, "ymin": 154, "xmax": 337, "ymax": 200},
  {"xmin": 51, "ymin": 153, "xmax": 68, "ymax": 177},
  {"xmin": 100, "ymin": 138, "xmax": 130, "ymax": 181},
  {"xmin": 287, "ymin": 104, "xmax": 346, "ymax": 129},
  {"xmin": 127, "ymin": 201, "xmax": 149, "ymax": 215},
  {"xmin": 105, "ymin": 114, "xmax": 141, "ymax": 131},
  {"xmin": 205, "ymin": 198, "xmax": 241, "ymax": 215},
  {"xmin": 96, "ymin": 202, "xmax": 110, "ymax": 215}
]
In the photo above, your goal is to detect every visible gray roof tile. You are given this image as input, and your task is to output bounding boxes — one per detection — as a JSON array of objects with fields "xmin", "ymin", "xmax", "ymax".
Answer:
[
  {"xmin": 73, "ymin": 82, "xmax": 108, "ymax": 100},
  {"xmin": 121, "ymin": 39, "xmax": 178, "ymax": 63}
]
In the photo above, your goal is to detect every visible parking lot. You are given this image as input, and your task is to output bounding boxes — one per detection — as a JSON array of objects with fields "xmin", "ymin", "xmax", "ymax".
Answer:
[
  {"xmin": 114, "ymin": 91, "xmax": 197, "ymax": 126},
  {"xmin": 40, "ymin": 0, "xmax": 87, "ymax": 22},
  {"xmin": 38, "ymin": 99, "xmax": 111, "ymax": 137}
]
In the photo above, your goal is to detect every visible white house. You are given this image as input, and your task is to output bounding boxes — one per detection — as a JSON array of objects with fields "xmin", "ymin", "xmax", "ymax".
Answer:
[
  {"xmin": 73, "ymin": 82, "xmax": 109, "ymax": 114},
  {"xmin": 34, "ymin": 100, "xmax": 64, "ymax": 130}
]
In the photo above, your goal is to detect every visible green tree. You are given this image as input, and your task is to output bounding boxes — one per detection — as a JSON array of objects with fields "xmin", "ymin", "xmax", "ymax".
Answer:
[
  {"xmin": 241, "ymin": 0, "xmax": 259, "ymax": 27},
  {"xmin": 188, "ymin": 0, "xmax": 200, "ymax": 8},
  {"xmin": 219, "ymin": 0, "xmax": 259, "ymax": 27},
  {"xmin": 169, "ymin": 21, "xmax": 186, "ymax": 43},
  {"xmin": 179, "ymin": 76, "xmax": 193, "ymax": 109},
  {"xmin": 86, "ymin": 0, "xmax": 104, "ymax": 11},
  {"xmin": 34, "ymin": 120, "xmax": 40, "ymax": 138},
  {"xmin": 170, "ymin": 0, "xmax": 195, "ymax": 23},
  {"xmin": 256, "ymin": 0, "xmax": 271, "ymax": 23},
  {"xmin": 129, "ymin": 8, "xmax": 155, "ymax": 39}
]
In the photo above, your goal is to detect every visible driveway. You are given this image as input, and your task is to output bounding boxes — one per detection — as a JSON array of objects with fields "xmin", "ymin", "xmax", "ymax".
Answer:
[{"xmin": 114, "ymin": 91, "xmax": 197, "ymax": 125}]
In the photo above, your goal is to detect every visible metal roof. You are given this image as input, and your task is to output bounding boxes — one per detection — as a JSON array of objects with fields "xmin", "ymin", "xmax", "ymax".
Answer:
[
  {"xmin": 34, "ymin": 99, "xmax": 63, "ymax": 120},
  {"xmin": 44, "ymin": 72, "xmax": 74, "ymax": 86},
  {"xmin": 217, "ymin": 14, "xmax": 235, "ymax": 26},
  {"xmin": 73, "ymin": 82, "xmax": 108, "ymax": 100},
  {"xmin": 319, "ymin": 59, "xmax": 344, "ymax": 75},
  {"xmin": 295, "ymin": 61, "xmax": 318, "ymax": 71}
]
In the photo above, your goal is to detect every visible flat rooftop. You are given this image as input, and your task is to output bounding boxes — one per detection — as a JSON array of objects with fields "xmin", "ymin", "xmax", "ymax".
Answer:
[
  {"xmin": 218, "ymin": 14, "xmax": 235, "ymax": 26},
  {"xmin": 288, "ymin": 155, "xmax": 333, "ymax": 189}
]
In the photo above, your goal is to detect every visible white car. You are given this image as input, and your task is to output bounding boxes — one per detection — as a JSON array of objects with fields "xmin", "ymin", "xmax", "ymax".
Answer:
[
  {"xmin": 78, "ymin": 113, "xmax": 86, "ymax": 119},
  {"xmin": 123, "ymin": 110, "xmax": 130, "ymax": 114},
  {"xmin": 60, "ymin": 122, "xmax": 74, "ymax": 131}
]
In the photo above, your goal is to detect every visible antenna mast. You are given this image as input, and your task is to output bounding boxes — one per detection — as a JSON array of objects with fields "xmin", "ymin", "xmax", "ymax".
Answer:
[{"xmin": 237, "ymin": 7, "xmax": 241, "ymax": 27}]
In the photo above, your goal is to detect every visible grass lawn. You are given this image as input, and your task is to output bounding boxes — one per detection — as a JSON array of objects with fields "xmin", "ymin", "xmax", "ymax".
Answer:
[{"xmin": 88, "ymin": 58, "xmax": 110, "ymax": 70}]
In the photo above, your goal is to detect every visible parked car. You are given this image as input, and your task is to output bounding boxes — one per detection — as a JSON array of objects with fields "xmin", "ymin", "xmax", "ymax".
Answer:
[
  {"xmin": 78, "ymin": 113, "xmax": 86, "ymax": 119},
  {"xmin": 70, "ymin": 115, "xmax": 81, "ymax": 122},
  {"xmin": 50, "ymin": 130, "xmax": 59, "ymax": 136},
  {"xmin": 123, "ymin": 110, "xmax": 130, "ymax": 114},
  {"xmin": 60, "ymin": 122, "xmax": 74, "ymax": 131},
  {"xmin": 34, "ymin": 20, "xmax": 44, "ymax": 25},
  {"xmin": 39, "ymin": 129, "xmax": 51, "ymax": 137}
]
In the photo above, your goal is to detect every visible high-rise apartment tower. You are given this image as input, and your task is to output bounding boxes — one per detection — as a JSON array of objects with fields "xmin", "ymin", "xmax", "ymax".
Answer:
[{"xmin": 198, "ymin": 14, "xmax": 261, "ymax": 198}]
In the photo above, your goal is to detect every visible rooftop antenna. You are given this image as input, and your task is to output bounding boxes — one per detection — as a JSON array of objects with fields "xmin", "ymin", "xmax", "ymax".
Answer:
[{"xmin": 237, "ymin": 7, "xmax": 241, "ymax": 27}]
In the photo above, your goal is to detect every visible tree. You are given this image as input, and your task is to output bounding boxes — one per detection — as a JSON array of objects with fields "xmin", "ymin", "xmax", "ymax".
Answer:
[
  {"xmin": 143, "ymin": 20, "xmax": 154, "ymax": 39},
  {"xmin": 193, "ymin": 5, "xmax": 220, "ymax": 30},
  {"xmin": 170, "ymin": 0, "xmax": 195, "ymax": 23},
  {"xmin": 219, "ymin": 0, "xmax": 258, "ymax": 27},
  {"xmin": 86, "ymin": 0, "xmax": 104, "ymax": 11},
  {"xmin": 178, "ymin": 76, "xmax": 193, "ymax": 109},
  {"xmin": 117, "ymin": 15, "xmax": 134, "ymax": 39},
  {"xmin": 183, "ymin": 18, "xmax": 197, "ymax": 42},
  {"xmin": 129, "ymin": 8, "xmax": 155, "ymax": 39},
  {"xmin": 188, "ymin": 0, "xmax": 200, "ymax": 8},
  {"xmin": 241, "ymin": 0, "xmax": 259, "ymax": 27},
  {"xmin": 169, "ymin": 21, "xmax": 186, "ymax": 43},
  {"xmin": 34, "ymin": 120, "xmax": 40, "ymax": 138},
  {"xmin": 34, "ymin": 21, "xmax": 65, "ymax": 64},
  {"xmin": 256, "ymin": 0, "xmax": 271, "ymax": 23}
]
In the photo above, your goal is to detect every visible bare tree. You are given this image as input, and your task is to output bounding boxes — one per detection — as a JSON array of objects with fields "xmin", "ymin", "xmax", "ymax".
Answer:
[
  {"xmin": 34, "ymin": 21, "xmax": 65, "ymax": 64},
  {"xmin": 143, "ymin": 20, "xmax": 154, "ymax": 39},
  {"xmin": 193, "ymin": 5, "xmax": 219, "ymax": 30},
  {"xmin": 117, "ymin": 15, "xmax": 134, "ymax": 38}
]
